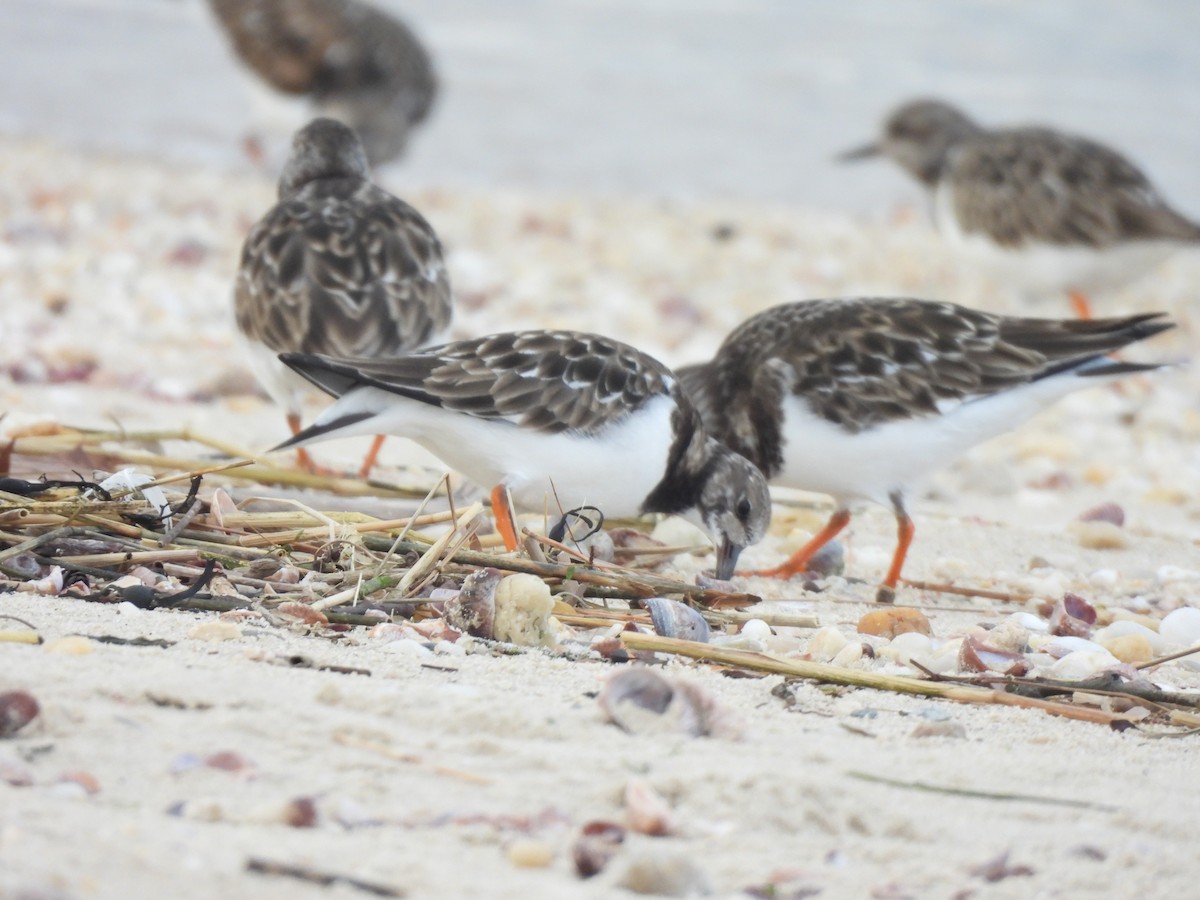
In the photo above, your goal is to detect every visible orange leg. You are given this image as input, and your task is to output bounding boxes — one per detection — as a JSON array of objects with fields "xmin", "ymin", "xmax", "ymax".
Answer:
[
  {"xmin": 877, "ymin": 501, "xmax": 916, "ymax": 604},
  {"xmin": 1068, "ymin": 289, "xmax": 1093, "ymax": 320},
  {"xmin": 286, "ymin": 412, "xmax": 324, "ymax": 474},
  {"xmin": 750, "ymin": 508, "xmax": 852, "ymax": 579},
  {"xmin": 490, "ymin": 484, "xmax": 520, "ymax": 552},
  {"xmin": 357, "ymin": 435, "xmax": 387, "ymax": 480}
]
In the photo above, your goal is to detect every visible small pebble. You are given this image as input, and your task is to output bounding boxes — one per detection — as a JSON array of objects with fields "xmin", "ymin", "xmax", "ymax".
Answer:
[
  {"xmin": 507, "ymin": 839, "xmax": 555, "ymax": 869},
  {"xmin": 1098, "ymin": 634, "xmax": 1154, "ymax": 665},
  {"xmin": 617, "ymin": 853, "xmax": 711, "ymax": 897},
  {"xmin": 43, "ymin": 635, "xmax": 93, "ymax": 656},
  {"xmin": 911, "ymin": 720, "xmax": 966, "ymax": 739}
]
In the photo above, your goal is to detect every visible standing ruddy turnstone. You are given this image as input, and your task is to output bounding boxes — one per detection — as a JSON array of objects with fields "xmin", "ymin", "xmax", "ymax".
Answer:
[
  {"xmin": 208, "ymin": 0, "xmax": 437, "ymax": 166},
  {"xmin": 841, "ymin": 99, "xmax": 1200, "ymax": 318},
  {"xmin": 273, "ymin": 330, "xmax": 772, "ymax": 579},
  {"xmin": 234, "ymin": 118, "xmax": 451, "ymax": 476},
  {"xmin": 677, "ymin": 298, "xmax": 1173, "ymax": 601}
]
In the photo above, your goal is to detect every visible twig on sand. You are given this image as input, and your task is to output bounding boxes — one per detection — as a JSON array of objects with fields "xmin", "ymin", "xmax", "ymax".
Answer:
[
  {"xmin": 245, "ymin": 858, "xmax": 404, "ymax": 898},
  {"xmin": 902, "ymin": 579, "xmax": 1032, "ymax": 604},
  {"xmin": 844, "ymin": 770, "xmax": 1118, "ymax": 812},
  {"xmin": 618, "ymin": 632, "xmax": 1136, "ymax": 727}
]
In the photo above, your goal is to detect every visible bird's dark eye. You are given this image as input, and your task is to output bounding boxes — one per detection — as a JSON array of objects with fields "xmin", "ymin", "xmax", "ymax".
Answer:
[{"xmin": 736, "ymin": 498, "xmax": 752, "ymax": 521}]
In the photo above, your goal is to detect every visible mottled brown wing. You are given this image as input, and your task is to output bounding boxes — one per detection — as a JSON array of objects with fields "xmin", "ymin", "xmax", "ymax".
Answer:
[
  {"xmin": 234, "ymin": 178, "xmax": 451, "ymax": 358},
  {"xmin": 949, "ymin": 128, "xmax": 1200, "ymax": 247},
  {"xmin": 208, "ymin": 0, "xmax": 346, "ymax": 95},
  {"xmin": 707, "ymin": 299, "xmax": 1167, "ymax": 433},
  {"xmin": 288, "ymin": 331, "xmax": 676, "ymax": 436}
]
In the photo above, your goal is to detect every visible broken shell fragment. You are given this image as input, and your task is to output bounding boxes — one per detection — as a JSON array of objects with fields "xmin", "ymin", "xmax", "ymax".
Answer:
[
  {"xmin": 646, "ymin": 598, "xmax": 710, "ymax": 643},
  {"xmin": 624, "ymin": 778, "xmax": 675, "ymax": 836},
  {"xmin": 598, "ymin": 668, "xmax": 739, "ymax": 739},
  {"xmin": 443, "ymin": 567, "xmax": 501, "ymax": 638},
  {"xmin": 0, "ymin": 691, "xmax": 40, "ymax": 738},
  {"xmin": 573, "ymin": 821, "xmax": 626, "ymax": 879},
  {"xmin": 494, "ymin": 573, "xmax": 560, "ymax": 647}
]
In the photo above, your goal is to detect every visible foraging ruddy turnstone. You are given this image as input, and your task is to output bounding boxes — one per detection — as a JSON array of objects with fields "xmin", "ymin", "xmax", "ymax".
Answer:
[
  {"xmin": 677, "ymin": 298, "xmax": 1174, "ymax": 601},
  {"xmin": 208, "ymin": 0, "xmax": 437, "ymax": 165},
  {"xmin": 841, "ymin": 99, "xmax": 1200, "ymax": 318},
  {"xmin": 234, "ymin": 118, "xmax": 452, "ymax": 476},
  {"xmin": 273, "ymin": 330, "xmax": 772, "ymax": 579}
]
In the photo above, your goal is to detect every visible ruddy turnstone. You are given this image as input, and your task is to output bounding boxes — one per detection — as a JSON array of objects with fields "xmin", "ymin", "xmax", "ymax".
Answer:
[
  {"xmin": 272, "ymin": 330, "xmax": 772, "ymax": 579},
  {"xmin": 841, "ymin": 99, "xmax": 1200, "ymax": 317},
  {"xmin": 234, "ymin": 117, "xmax": 451, "ymax": 475},
  {"xmin": 208, "ymin": 0, "xmax": 437, "ymax": 165},
  {"xmin": 677, "ymin": 298, "xmax": 1173, "ymax": 601}
]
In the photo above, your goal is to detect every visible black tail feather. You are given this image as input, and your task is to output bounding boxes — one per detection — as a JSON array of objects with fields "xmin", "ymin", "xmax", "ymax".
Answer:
[{"xmin": 270, "ymin": 411, "xmax": 375, "ymax": 452}]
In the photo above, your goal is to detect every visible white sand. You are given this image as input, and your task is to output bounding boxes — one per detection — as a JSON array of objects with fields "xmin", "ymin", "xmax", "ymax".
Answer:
[{"xmin": 2, "ymin": 136, "xmax": 1200, "ymax": 898}]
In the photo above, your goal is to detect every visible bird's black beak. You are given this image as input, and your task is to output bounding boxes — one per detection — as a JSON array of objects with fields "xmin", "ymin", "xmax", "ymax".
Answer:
[
  {"xmin": 714, "ymin": 536, "xmax": 743, "ymax": 581},
  {"xmin": 836, "ymin": 141, "xmax": 881, "ymax": 163}
]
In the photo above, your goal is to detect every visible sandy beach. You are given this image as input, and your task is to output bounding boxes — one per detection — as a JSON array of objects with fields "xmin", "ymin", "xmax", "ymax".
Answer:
[{"xmin": 3, "ymin": 2, "xmax": 1200, "ymax": 898}]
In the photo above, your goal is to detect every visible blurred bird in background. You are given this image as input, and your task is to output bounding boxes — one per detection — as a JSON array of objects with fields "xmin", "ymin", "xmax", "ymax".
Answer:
[
  {"xmin": 234, "ymin": 118, "xmax": 452, "ymax": 476},
  {"xmin": 208, "ymin": 0, "xmax": 437, "ymax": 167},
  {"xmin": 842, "ymin": 99, "xmax": 1200, "ymax": 318}
]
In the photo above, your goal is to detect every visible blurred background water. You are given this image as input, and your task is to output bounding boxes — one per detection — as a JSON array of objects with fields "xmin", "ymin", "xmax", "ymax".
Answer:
[{"xmin": 0, "ymin": 0, "xmax": 1197, "ymax": 214}]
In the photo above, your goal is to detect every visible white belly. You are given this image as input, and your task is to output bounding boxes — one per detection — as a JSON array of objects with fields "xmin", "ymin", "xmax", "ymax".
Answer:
[
  {"xmin": 238, "ymin": 333, "xmax": 312, "ymax": 415},
  {"xmin": 307, "ymin": 389, "xmax": 679, "ymax": 518},
  {"xmin": 775, "ymin": 370, "xmax": 1113, "ymax": 506},
  {"xmin": 932, "ymin": 182, "xmax": 1178, "ymax": 295}
]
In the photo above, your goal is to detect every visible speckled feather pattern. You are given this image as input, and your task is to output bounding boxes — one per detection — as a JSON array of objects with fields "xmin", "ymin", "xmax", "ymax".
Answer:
[
  {"xmin": 284, "ymin": 330, "xmax": 680, "ymax": 437},
  {"xmin": 208, "ymin": 0, "xmax": 436, "ymax": 163},
  {"xmin": 677, "ymin": 298, "xmax": 1171, "ymax": 477},
  {"xmin": 234, "ymin": 175, "xmax": 451, "ymax": 361},
  {"xmin": 948, "ymin": 128, "xmax": 1200, "ymax": 248}
]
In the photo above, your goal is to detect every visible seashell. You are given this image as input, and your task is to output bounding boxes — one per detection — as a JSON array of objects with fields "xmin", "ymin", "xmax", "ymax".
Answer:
[
  {"xmin": 275, "ymin": 602, "xmax": 328, "ymax": 627},
  {"xmin": 693, "ymin": 573, "xmax": 737, "ymax": 593},
  {"xmin": 1077, "ymin": 502, "xmax": 1125, "ymax": 526},
  {"xmin": 442, "ymin": 567, "xmax": 501, "ymax": 639},
  {"xmin": 957, "ymin": 636, "xmax": 1025, "ymax": 674},
  {"xmin": 646, "ymin": 598, "xmax": 710, "ymax": 643},
  {"xmin": 1159, "ymin": 607, "xmax": 1200, "ymax": 648},
  {"xmin": 598, "ymin": 668, "xmax": 739, "ymax": 739},
  {"xmin": 857, "ymin": 607, "xmax": 931, "ymax": 639},
  {"xmin": 739, "ymin": 618, "xmax": 772, "ymax": 642},
  {"xmin": 1037, "ymin": 635, "xmax": 1109, "ymax": 658},
  {"xmin": 494, "ymin": 573, "xmax": 560, "ymax": 647},
  {"xmin": 624, "ymin": 778, "xmax": 675, "ymax": 836},
  {"xmin": 1010, "ymin": 612, "xmax": 1049, "ymax": 633},
  {"xmin": 573, "ymin": 821, "xmax": 626, "ymax": 879},
  {"xmin": 880, "ymin": 631, "xmax": 932, "ymax": 668},
  {"xmin": 0, "ymin": 758, "xmax": 34, "ymax": 786},
  {"xmin": 43, "ymin": 635, "xmax": 93, "ymax": 655},
  {"xmin": 830, "ymin": 642, "xmax": 864, "ymax": 667},
  {"xmin": 1049, "ymin": 593, "xmax": 1096, "ymax": 637},
  {"xmin": 1046, "ymin": 650, "xmax": 1118, "ymax": 681},
  {"xmin": 0, "ymin": 691, "xmax": 40, "ymax": 738},
  {"xmin": 806, "ymin": 626, "xmax": 848, "ymax": 662},
  {"xmin": 806, "ymin": 540, "xmax": 845, "ymax": 578},
  {"xmin": 611, "ymin": 528, "xmax": 671, "ymax": 569},
  {"xmin": 187, "ymin": 621, "xmax": 242, "ymax": 642},
  {"xmin": 1094, "ymin": 620, "xmax": 1164, "ymax": 654}
]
